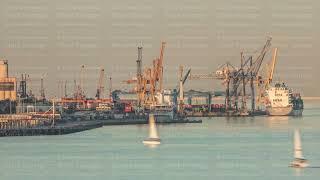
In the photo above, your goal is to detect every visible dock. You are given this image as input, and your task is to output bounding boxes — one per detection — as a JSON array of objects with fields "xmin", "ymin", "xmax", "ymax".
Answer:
[
  {"xmin": 0, "ymin": 114, "xmax": 202, "ymax": 137},
  {"xmin": 0, "ymin": 121, "xmax": 103, "ymax": 137},
  {"xmin": 101, "ymin": 118, "xmax": 202, "ymax": 126}
]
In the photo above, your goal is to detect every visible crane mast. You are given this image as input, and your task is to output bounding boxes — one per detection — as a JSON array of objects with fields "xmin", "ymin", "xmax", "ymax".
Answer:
[
  {"xmin": 136, "ymin": 46, "xmax": 143, "ymax": 109},
  {"xmin": 178, "ymin": 65, "xmax": 184, "ymax": 113},
  {"xmin": 124, "ymin": 41, "xmax": 166, "ymax": 110},
  {"xmin": 40, "ymin": 75, "xmax": 45, "ymax": 101},
  {"xmin": 79, "ymin": 65, "xmax": 85, "ymax": 99},
  {"xmin": 96, "ymin": 68, "xmax": 105, "ymax": 99},
  {"xmin": 158, "ymin": 42, "xmax": 166, "ymax": 93}
]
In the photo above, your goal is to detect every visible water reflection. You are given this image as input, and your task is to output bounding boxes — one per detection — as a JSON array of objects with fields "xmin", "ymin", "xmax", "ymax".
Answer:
[
  {"xmin": 266, "ymin": 116, "xmax": 289, "ymax": 128},
  {"xmin": 225, "ymin": 116, "xmax": 255, "ymax": 125},
  {"xmin": 224, "ymin": 116, "xmax": 291, "ymax": 129},
  {"xmin": 293, "ymin": 167, "xmax": 302, "ymax": 177},
  {"xmin": 144, "ymin": 144, "xmax": 160, "ymax": 149}
]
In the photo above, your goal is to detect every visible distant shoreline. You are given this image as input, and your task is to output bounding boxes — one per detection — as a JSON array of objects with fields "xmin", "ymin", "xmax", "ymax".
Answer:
[
  {"xmin": 303, "ymin": 97, "xmax": 320, "ymax": 100},
  {"xmin": 213, "ymin": 96, "xmax": 320, "ymax": 101},
  {"xmin": 212, "ymin": 97, "xmax": 320, "ymax": 100}
]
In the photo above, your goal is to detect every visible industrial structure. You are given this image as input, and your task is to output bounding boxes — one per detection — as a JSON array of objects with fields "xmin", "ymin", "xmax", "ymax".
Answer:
[
  {"xmin": 0, "ymin": 60, "xmax": 17, "ymax": 114},
  {"xmin": 125, "ymin": 42, "xmax": 166, "ymax": 111},
  {"xmin": 60, "ymin": 65, "xmax": 112, "ymax": 111},
  {"xmin": 120, "ymin": 38, "xmax": 284, "ymax": 117},
  {"xmin": 0, "ymin": 36, "xmax": 304, "ymax": 133},
  {"xmin": 96, "ymin": 68, "xmax": 106, "ymax": 100},
  {"xmin": 0, "ymin": 35, "xmax": 306, "ymax": 137},
  {"xmin": 187, "ymin": 37, "xmax": 278, "ymax": 116},
  {"xmin": 0, "ymin": 60, "xmax": 17, "ymax": 101}
]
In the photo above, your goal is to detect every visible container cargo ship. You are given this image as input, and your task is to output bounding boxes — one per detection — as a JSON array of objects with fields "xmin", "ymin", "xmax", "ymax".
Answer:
[{"xmin": 266, "ymin": 82, "xmax": 303, "ymax": 116}]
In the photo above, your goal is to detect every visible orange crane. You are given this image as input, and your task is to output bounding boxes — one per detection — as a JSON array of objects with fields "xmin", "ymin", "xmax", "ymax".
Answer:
[
  {"xmin": 124, "ymin": 41, "xmax": 166, "ymax": 109},
  {"xmin": 256, "ymin": 47, "xmax": 278, "ymax": 106},
  {"xmin": 155, "ymin": 42, "xmax": 166, "ymax": 93},
  {"xmin": 145, "ymin": 42, "xmax": 166, "ymax": 107},
  {"xmin": 265, "ymin": 47, "xmax": 278, "ymax": 89}
]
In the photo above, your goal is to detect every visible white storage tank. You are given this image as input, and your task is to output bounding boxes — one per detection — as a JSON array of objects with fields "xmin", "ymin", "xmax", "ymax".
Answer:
[{"xmin": 0, "ymin": 60, "xmax": 8, "ymax": 79}]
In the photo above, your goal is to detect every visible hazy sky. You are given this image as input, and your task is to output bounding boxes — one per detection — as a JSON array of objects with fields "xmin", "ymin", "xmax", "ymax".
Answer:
[{"xmin": 0, "ymin": 0, "xmax": 319, "ymax": 97}]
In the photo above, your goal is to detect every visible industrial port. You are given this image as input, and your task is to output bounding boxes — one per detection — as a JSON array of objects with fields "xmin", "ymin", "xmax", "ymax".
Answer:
[{"xmin": 0, "ymin": 37, "xmax": 304, "ymax": 137}]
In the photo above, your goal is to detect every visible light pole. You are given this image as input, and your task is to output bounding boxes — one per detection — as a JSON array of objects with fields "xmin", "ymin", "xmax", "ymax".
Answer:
[
  {"xmin": 18, "ymin": 94, "xmax": 21, "ymax": 114},
  {"xmin": 51, "ymin": 98, "xmax": 55, "ymax": 127},
  {"xmin": 9, "ymin": 100, "xmax": 12, "ymax": 114}
]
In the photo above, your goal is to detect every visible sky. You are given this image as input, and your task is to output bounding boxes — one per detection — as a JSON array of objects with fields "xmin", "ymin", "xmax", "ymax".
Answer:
[{"xmin": 0, "ymin": 0, "xmax": 319, "ymax": 97}]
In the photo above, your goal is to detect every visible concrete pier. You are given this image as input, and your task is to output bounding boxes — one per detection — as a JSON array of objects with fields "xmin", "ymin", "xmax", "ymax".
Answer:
[
  {"xmin": 0, "ymin": 115, "xmax": 201, "ymax": 137},
  {"xmin": 101, "ymin": 118, "xmax": 202, "ymax": 126},
  {"xmin": 0, "ymin": 121, "xmax": 103, "ymax": 137}
]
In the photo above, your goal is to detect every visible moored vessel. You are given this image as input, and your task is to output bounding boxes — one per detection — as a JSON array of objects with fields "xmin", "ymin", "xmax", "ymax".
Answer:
[{"xmin": 266, "ymin": 82, "xmax": 303, "ymax": 116}]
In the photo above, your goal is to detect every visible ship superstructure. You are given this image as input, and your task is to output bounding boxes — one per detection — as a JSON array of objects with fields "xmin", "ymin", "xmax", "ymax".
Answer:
[{"xmin": 266, "ymin": 82, "xmax": 303, "ymax": 116}]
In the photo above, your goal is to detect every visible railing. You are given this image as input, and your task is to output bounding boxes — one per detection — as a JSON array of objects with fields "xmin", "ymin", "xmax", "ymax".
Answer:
[{"xmin": 0, "ymin": 114, "xmax": 54, "ymax": 130}]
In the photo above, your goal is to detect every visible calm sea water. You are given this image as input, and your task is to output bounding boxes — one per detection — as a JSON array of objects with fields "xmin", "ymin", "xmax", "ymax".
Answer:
[{"xmin": 1, "ymin": 101, "xmax": 320, "ymax": 180}]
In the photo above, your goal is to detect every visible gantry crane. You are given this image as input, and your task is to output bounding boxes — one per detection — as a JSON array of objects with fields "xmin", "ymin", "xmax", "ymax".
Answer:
[
  {"xmin": 72, "ymin": 65, "xmax": 86, "ymax": 100},
  {"xmin": 125, "ymin": 42, "xmax": 166, "ymax": 110},
  {"xmin": 255, "ymin": 47, "xmax": 278, "ymax": 107},
  {"xmin": 60, "ymin": 65, "xmax": 87, "ymax": 109},
  {"xmin": 229, "ymin": 37, "xmax": 272, "ymax": 112},
  {"xmin": 188, "ymin": 37, "xmax": 273, "ymax": 113},
  {"xmin": 226, "ymin": 38, "xmax": 271, "ymax": 112},
  {"xmin": 189, "ymin": 62, "xmax": 237, "ymax": 111}
]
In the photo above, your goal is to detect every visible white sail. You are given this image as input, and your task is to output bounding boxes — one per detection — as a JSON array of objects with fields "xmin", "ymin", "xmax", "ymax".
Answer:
[
  {"xmin": 148, "ymin": 114, "xmax": 159, "ymax": 139},
  {"xmin": 294, "ymin": 129, "xmax": 303, "ymax": 159}
]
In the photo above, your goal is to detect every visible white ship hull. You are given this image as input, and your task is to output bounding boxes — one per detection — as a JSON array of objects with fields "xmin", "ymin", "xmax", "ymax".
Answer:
[
  {"xmin": 265, "ymin": 82, "xmax": 304, "ymax": 117},
  {"xmin": 266, "ymin": 106, "xmax": 303, "ymax": 116}
]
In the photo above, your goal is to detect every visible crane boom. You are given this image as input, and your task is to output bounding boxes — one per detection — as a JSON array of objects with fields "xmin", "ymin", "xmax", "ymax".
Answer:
[
  {"xmin": 176, "ymin": 67, "xmax": 191, "ymax": 95},
  {"xmin": 158, "ymin": 42, "xmax": 166, "ymax": 92},
  {"xmin": 182, "ymin": 69, "xmax": 191, "ymax": 85},
  {"xmin": 230, "ymin": 37, "xmax": 272, "ymax": 96},
  {"xmin": 267, "ymin": 47, "xmax": 278, "ymax": 87}
]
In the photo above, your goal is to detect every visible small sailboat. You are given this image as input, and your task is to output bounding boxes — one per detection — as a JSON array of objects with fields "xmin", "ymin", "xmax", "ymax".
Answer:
[
  {"xmin": 290, "ymin": 129, "xmax": 309, "ymax": 168},
  {"xmin": 143, "ymin": 114, "xmax": 161, "ymax": 145}
]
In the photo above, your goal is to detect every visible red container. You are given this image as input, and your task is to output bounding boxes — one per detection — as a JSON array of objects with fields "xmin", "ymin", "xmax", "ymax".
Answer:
[{"xmin": 124, "ymin": 104, "xmax": 133, "ymax": 113}]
